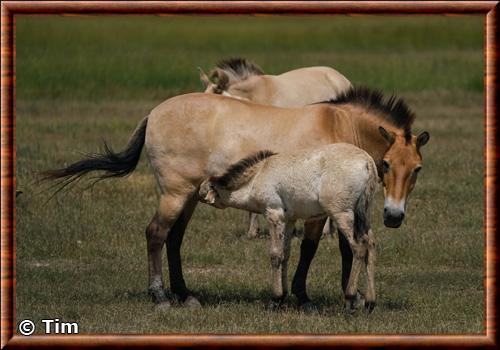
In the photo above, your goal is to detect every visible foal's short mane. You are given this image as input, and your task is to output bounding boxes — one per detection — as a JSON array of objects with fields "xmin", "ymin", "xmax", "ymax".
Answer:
[
  {"xmin": 326, "ymin": 87, "xmax": 416, "ymax": 142},
  {"xmin": 212, "ymin": 150, "xmax": 276, "ymax": 190}
]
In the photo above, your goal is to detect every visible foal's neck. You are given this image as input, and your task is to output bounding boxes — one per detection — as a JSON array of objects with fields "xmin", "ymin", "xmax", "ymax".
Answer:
[{"xmin": 220, "ymin": 163, "xmax": 265, "ymax": 214}]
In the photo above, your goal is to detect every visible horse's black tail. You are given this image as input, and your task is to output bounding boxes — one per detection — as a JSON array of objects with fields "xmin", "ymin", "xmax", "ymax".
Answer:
[{"xmin": 41, "ymin": 116, "xmax": 148, "ymax": 187}]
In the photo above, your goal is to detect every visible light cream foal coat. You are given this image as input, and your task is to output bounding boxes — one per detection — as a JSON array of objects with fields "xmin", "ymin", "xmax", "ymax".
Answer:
[{"xmin": 199, "ymin": 143, "xmax": 378, "ymax": 313}]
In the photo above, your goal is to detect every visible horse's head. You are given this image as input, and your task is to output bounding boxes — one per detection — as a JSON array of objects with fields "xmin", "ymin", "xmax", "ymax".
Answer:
[
  {"xmin": 199, "ymin": 67, "xmax": 229, "ymax": 94},
  {"xmin": 379, "ymin": 126, "xmax": 430, "ymax": 228}
]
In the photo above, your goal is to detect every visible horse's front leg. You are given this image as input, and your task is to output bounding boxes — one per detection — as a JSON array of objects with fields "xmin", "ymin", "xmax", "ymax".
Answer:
[
  {"xmin": 291, "ymin": 218, "xmax": 325, "ymax": 308},
  {"xmin": 265, "ymin": 208, "xmax": 288, "ymax": 304},
  {"xmin": 364, "ymin": 229, "xmax": 376, "ymax": 313}
]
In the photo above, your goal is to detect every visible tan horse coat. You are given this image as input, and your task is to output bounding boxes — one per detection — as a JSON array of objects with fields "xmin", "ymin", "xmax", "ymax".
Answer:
[{"xmin": 44, "ymin": 87, "xmax": 429, "ymax": 308}]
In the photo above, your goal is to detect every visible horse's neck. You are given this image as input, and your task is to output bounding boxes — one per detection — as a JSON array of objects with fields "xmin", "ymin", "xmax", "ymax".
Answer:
[{"xmin": 329, "ymin": 106, "xmax": 392, "ymax": 166}]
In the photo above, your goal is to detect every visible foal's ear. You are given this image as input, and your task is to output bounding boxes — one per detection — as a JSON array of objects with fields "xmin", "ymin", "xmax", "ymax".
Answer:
[
  {"xmin": 198, "ymin": 67, "xmax": 212, "ymax": 87},
  {"xmin": 199, "ymin": 178, "xmax": 218, "ymax": 205},
  {"xmin": 379, "ymin": 126, "xmax": 396, "ymax": 145},
  {"xmin": 416, "ymin": 131, "xmax": 430, "ymax": 150}
]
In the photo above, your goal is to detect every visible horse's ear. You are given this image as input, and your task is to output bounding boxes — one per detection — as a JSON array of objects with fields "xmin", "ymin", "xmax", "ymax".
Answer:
[
  {"xmin": 379, "ymin": 126, "xmax": 396, "ymax": 145},
  {"xmin": 198, "ymin": 67, "xmax": 212, "ymax": 87},
  {"xmin": 215, "ymin": 70, "xmax": 229, "ymax": 90},
  {"xmin": 416, "ymin": 131, "xmax": 430, "ymax": 150}
]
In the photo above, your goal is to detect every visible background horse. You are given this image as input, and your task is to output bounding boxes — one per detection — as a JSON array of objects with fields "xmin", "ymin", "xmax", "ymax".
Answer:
[
  {"xmin": 201, "ymin": 58, "xmax": 352, "ymax": 238},
  {"xmin": 200, "ymin": 58, "xmax": 352, "ymax": 107},
  {"xmin": 199, "ymin": 144, "xmax": 379, "ymax": 313},
  {"xmin": 43, "ymin": 87, "xmax": 429, "ymax": 309}
]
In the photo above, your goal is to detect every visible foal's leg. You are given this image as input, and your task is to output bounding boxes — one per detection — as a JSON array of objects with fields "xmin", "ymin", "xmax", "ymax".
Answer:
[
  {"xmin": 291, "ymin": 218, "xmax": 326, "ymax": 307},
  {"xmin": 166, "ymin": 194, "xmax": 199, "ymax": 305},
  {"xmin": 247, "ymin": 212, "xmax": 260, "ymax": 239},
  {"xmin": 364, "ymin": 229, "xmax": 376, "ymax": 312},
  {"xmin": 339, "ymin": 228, "xmax": 366, "ymax": 308},
  {"xmin": 265, "ymin": 208, "xmax": 288, "ymax": 302},
  {"xmin": 333, "ymin": 211, "xmax": 367, "ymax": 314},
  {"xmin": 146, "ymin": 194, "xmax": 191, "ymax": 306},
  {"xmin": 281, "ymin": 221, "xmax": 295, "ymax": 298}
]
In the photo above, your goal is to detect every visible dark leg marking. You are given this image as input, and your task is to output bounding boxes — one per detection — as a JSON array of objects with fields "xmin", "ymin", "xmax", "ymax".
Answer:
[
  {"xmin": 291, "ymin": 238, "xmax": 319, "ymax": 305},
  {"xmin": 166, "ymin": 197, "xmax": 198, "ymax": 303}
]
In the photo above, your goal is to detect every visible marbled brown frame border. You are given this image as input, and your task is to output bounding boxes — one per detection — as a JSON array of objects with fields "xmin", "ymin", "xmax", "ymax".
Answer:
[{"xmin": 1, "ymin": 1, "xmax": 497, "ymax": 348}]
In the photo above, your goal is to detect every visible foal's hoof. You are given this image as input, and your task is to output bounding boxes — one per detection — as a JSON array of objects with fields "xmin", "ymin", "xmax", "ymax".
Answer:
[
  {"xmin": 184, "ymin": 295, "xmax": 202, "ymax": 308},
  {"xmin": 299, "ymin": 301, "xmax": 318, "ymax": 313},
  {"xmin": 364, "ymin": 301, "xmax": 376, "ymax": 314},
  {"xmin": 154, "ymin": 301, "xmax": 171, "ymax": 313},
  {"xmin": 344, "ymin": 292, "xmax": 365, "ymax": 314},
  {"xmin": 269, "ymin": 297, "xmax": 286, "ymax": 310}
]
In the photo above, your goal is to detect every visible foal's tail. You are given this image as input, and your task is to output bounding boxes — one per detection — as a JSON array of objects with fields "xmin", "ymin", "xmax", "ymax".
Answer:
[
  {"xmin": 41, "ymin": 116, "xmax": 149, "ymax": 188},
  {"xmin": 354, "ymin": 159, "xmax": 378, "ymax": 234}
]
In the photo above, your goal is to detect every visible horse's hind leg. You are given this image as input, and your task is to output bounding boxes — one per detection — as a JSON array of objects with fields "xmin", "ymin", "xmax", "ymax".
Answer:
[
  {"xmin": 166, "ymin": 194, "xmax": 199, "ymax": 306},
  {"xmin": 146, "ymin": 193, "xmax": 196, "ymax": 307},
  {"xmin": 146, "ymin": 194, "xmax": 188, "ymax": 306}
]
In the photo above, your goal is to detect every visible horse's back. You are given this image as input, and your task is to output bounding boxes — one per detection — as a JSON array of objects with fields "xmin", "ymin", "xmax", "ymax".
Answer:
[{"xmin": 270, "ymin": 66, "xmax": 351, "ymax": 107}]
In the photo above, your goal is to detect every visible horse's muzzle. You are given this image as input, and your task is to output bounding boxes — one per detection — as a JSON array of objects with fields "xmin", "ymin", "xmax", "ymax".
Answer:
[{"xmin": 383, "ymin": 208, "xmax": 404, "ymax": 228}]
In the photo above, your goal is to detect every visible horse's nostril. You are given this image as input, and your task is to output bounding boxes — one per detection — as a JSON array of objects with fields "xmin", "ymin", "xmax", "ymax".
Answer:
[{"xmin": 384, "ymin": 208, "xmax": 388, "ymax": 214}]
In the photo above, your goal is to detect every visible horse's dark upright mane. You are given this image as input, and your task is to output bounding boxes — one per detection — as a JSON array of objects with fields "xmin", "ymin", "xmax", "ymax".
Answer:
[
  {"xmin": 213, "ymin": 150, "xmax": 276, "ymax": 190},
  {"xmin": 215, "ymin": 58, "xmax": 264, "ymax": 80},
  {"xmin": 326, "ymin": 87, "xmax": 416, "ymax": 142}
]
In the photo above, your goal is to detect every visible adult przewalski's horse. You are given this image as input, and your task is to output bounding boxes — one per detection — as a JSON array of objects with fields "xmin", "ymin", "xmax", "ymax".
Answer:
[
  {"xmin": 200, "ymin": 58, "xmax": 352, "ymax": 107},
  {"xmin": 200, "ymin": 58, "xmax": 352, "ymax": 238},
  {"xmin": 43, "ymin": 87, "xmax": 429, "ymax": 309}
]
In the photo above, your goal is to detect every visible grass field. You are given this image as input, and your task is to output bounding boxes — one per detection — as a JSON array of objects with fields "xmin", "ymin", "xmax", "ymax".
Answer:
[{"xmin": 15, "ymin": 15, "xmax": 484, "ymax": 334}]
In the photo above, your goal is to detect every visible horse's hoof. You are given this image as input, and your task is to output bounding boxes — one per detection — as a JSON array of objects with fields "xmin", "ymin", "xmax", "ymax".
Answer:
[
  {"xmin": 299, "ymin": 301, "xmax": 317, "ymax": 313},
  {"xmin": 149, "ymin": 288, "xmax": 168, "ymax": 305},
  {"xmin": 355, "ymin": 291, "xmax": 366, "ymax": 308},
  {"xmin": 364, "ymin": 301, "xmax": 376, "ymax": 313},
  {"xmin": 343, "ymin": 300, "xmax": 357, "ymax": 315},
  {"xmin": 343, "ymin": 295, "xmax": 359, "ymax": 315},
  {"xmin": 269, "ymin": 297, "xmax": 286, "ymax": 310},
  {"xmin": 184, "ymin": 295, "xmax": 202, "ymax": 308},
  {"xmin": 154, "ymin": 301, "xmax": 171, "ymax": 312}
]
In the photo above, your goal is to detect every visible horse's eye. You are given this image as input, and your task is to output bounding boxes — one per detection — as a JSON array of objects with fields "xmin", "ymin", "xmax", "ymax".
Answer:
[
  {"xmin": 382, "ymin": 160, "xmax": 390, "ymax": 173},
  {"xmin": 414, "ymin": 166, "xmax": 422, "ymax": 174}
]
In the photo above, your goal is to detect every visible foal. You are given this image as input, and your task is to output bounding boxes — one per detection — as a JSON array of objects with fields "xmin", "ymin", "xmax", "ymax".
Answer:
[{"xmin": 199, "ymin": 143, "xmax": 379, "ymax": 313}]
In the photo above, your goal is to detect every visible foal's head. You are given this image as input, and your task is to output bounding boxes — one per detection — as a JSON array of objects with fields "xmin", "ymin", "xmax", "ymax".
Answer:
[
  {"xmin": 198, "ymin": 150, "xmax": 276, "ymax": 208},
  {"xmin": 379, "ymin": 127, "xmax": 429, "ymax": 228}
]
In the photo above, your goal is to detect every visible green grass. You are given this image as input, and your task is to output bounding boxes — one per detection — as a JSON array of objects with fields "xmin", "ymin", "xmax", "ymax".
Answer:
[{"xmin": 15, "ymin": 15, "xmax": 484, "ymax": 334}]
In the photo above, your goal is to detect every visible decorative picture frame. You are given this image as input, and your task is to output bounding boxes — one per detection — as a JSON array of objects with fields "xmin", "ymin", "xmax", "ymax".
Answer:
[{"xmin": 1, "ymin": 1, "xmax": 497, "ymax": 348}]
